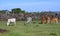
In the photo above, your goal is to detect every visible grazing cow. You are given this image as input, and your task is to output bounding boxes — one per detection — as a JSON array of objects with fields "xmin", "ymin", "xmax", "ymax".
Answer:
[
  {"xmin": 41, "ymin": 16, "xmax": 45, "ymax": 24},
  {"xmin": 25, "ymin": 17, "xmax": 32, "ymax": 24},
  {"xmin": 50, "ymin": 17, "xmax": 58, "ymax": 24},
  {"xmin": 7, "ymin": 18, "xmax": 16, "ymax": 26},
  {"xmin": 46, "ymin": 16, "xmax": 50, "ymax": 24}
]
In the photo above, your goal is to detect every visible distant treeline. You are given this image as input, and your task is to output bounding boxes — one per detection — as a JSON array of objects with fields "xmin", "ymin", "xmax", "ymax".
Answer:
[{"xmin": 0, "ymin": 8, "xmax": 60, "ymax": 21}]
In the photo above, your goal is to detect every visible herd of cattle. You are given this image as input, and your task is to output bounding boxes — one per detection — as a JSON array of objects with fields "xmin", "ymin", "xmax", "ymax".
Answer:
[
  {"xmin": 41, "ymin": 15, "xmax": 58, "ymax": 24},
  {"xmin": 6, "ymin": 15, "xmax": 58, "ymax": 26}
]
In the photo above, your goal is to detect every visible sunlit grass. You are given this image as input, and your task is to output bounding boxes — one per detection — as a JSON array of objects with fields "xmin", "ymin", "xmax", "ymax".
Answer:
[{"xmin": 0, "ymin": 21, "xmax": 60, "ymax": 36}]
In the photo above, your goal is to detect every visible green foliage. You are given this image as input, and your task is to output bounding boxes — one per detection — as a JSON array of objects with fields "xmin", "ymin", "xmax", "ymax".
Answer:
[
  {"xmin": 0, "ymin": 10, "xmax": 7, "ymax": 14},
  {"xmin": 11, "ymin": 8, "xmax": 25, "ymax": 14}
]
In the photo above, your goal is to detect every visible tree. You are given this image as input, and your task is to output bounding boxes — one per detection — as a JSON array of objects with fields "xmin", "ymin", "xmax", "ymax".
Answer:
[
  {"xmin": 21, "ymin": 10, "xmax": 25, "ymax": 14},
  {"xmin": 11, "ymin": 8, "xmax": 21, "ymax": 14},
  {"xmin": 0, "ymin": 10, "xmax": 9, "ymax": 14},
  {"xmin": 11, "ymin": 8, "xmax": 25, "ymax": 14}
]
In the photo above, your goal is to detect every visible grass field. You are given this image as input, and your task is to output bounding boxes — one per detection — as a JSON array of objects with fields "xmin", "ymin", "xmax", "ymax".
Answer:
[{"xmin": 0, "ymin": 21, "xmax": 60, "ymax": 36}]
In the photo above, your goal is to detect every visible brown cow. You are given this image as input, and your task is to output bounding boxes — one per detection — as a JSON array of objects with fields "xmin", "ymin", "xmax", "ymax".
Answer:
[
  {"xmin": 41, "ymin": 16, "xmax": 45, "ymax": 24},
  {"xmin": 50, "ymin": 17, "xmax": 58, "ymax": 24},
  {"xmin": 46, "ymin": 16, "xmax": 50, "ymax": 24}
]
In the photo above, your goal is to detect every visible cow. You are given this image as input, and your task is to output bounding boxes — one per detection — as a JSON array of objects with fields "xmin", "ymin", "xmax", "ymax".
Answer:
[
  {"xmin": 41, "ymin": 16, "xmax": 45, "ymax": 24},
  {"xmin": 50, "ymin": 17, "xmax": 58, "ymax": 24},
  {"xmin": 46, "ymin": 16, "xmax": 50, "ymax": 24},
  {"xmin": 7, "ymin": 18, "xmax": 16, "ymax": 26},
  {"xmin": 24, "ymin": 16, "xmax": 32, "ymax": 25}
]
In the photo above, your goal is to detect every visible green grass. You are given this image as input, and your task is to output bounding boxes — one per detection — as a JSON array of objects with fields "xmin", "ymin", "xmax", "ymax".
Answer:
[{"xmin": 0, "ymin": 21, "xmax": 60, "ymax": 36}]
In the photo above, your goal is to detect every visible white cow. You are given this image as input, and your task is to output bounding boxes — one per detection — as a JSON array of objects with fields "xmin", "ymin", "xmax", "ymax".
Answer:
[
  {"xmin": 25, "ymin": 17, "xmax": 32, "ymax": 24},
  {"xmin": 7, "ymin": 18, "xmax": 16, "ymax": 26}
]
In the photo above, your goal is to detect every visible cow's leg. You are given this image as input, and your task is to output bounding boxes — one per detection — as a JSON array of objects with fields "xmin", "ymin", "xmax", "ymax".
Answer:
[
  {"xmin": 42, "ymin": 20, "xmax": 44, "ymax": 24},
  {"xmin": 14, "ymin": 22, "xmax": 16, "ymax": 26},
  {"xmin": 47, "ymin": 20, "xmax": 50, "ymax": 24},
  {"xmin": 25, "ymin": 20, "xmax": 30, "ymax": 25},
  {"xmin": 50, "ymin": 20, "xmax": 52, "ymax": 24},
  {"xmin": 27, "ymin": 20, "xmax": 31, "ymax": 23},
  {"xmin": 29, "ymin": 20, "xmax": 32, "ymax": 24},
  {"xmin": 26, "ymin": 20, "xmax": 29, "ymax": 24},
  {"xmin": 56, "ymin": 20, "xmax": 58, "ymax": 24},
  {"xmin": 7, "ymin": 22, "xmax": 10, "ymax": 26}
]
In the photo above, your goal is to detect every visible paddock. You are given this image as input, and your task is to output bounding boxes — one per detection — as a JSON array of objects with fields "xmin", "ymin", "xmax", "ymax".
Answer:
[{"xmin": 0, "ymin": 21, "xmax": 60, "ymax": 36}]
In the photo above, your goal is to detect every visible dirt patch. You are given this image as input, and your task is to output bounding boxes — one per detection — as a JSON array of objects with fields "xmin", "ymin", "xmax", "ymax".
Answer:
[{"xmin": 0, "ymin": 29, "xmax": 8, "ymax": 33}]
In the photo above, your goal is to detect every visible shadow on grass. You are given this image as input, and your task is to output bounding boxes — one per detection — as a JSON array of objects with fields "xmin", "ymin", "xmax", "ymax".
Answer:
[
  {"xmin": 35, "ymin": 25, "xmax": 39, "ymax": 27},
  {"xmin": 49, "ymin": 33, "xmax": 57, "ymax": 36},
  {"xmin": 32, "ymin": 21, "xmax": 36, "ymax": 24}
]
